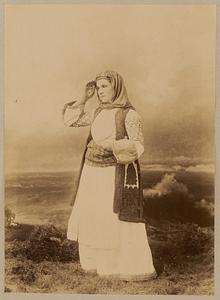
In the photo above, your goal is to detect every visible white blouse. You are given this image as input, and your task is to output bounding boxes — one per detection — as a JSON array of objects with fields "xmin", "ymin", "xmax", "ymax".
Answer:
[{"xmin": 63, "ymin": 107, "xmax": 144, "ymax": 163}]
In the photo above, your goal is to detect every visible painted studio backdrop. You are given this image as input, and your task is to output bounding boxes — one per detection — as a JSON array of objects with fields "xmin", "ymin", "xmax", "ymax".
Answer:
[{"xmin": 4, "ymin": 4, "xmax": 215, "ymax": 295}]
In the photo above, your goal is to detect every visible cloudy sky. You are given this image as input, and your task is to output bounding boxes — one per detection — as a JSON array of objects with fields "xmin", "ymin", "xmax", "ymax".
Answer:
[{"xmin": 5, "ymin": 4, "xmax": 215, "ymax": 172}]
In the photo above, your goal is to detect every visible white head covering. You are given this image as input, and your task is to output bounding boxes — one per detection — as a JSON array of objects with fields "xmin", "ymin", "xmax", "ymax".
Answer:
[{"xmin": 95, "ymin": 70, "xmax": 134, "ymax": 110}]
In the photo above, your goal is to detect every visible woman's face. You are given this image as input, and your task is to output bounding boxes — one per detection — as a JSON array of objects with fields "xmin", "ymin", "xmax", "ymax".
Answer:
[{"xmin": 96, "ymin": 79, "xmax": 115, "ymax": 103}]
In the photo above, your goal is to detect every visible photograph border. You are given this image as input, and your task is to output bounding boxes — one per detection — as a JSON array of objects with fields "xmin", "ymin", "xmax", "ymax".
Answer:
[{"xmin": 0, "ymin": 0, "xmax": 219, "ymax": 299}]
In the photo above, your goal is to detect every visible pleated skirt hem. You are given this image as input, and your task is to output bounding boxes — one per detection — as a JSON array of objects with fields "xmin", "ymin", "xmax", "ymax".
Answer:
[{"xmin": 99, "ymin": 271, "xmax": 157, "ymax": 282}]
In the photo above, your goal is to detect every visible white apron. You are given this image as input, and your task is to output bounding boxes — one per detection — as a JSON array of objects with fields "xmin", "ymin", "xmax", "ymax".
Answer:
[{"xmin": 67, "ymin": 109, "xmax": 156, "ymax": 280}]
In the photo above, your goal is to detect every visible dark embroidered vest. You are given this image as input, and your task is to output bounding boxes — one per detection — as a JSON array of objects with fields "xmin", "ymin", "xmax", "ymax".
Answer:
[{"xmin": 70, "ymin": 107, "xmax": 145, "ymax": 223}]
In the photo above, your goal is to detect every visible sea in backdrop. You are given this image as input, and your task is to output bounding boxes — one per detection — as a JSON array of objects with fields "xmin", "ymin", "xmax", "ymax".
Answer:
[{"xmin": 5, "ymin": 166, "xmax": 214, "ymax": 229}]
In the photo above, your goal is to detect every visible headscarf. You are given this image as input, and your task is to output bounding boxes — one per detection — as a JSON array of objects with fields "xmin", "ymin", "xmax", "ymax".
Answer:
[{"xmin": 95, "ymin": 70, "xmax": 135, "ymax": 110}]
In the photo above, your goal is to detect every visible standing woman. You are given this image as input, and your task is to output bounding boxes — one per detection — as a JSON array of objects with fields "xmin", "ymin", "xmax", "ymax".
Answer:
[{"xmin": 63, "ymin": 70, "xmax": 156, "ymax": 281}]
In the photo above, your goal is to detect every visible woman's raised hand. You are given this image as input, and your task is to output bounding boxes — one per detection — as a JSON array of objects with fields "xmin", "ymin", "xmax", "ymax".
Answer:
[
  {"xmin": 84, "ymin": 81, "xmax": 96, "ymax": 100},
  {"xmin": 63, "ymin": 81, "xmax": 96, "ymax": 110}
]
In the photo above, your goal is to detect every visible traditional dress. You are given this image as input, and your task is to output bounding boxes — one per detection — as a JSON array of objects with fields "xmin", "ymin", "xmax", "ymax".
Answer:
[{"xmin": 63, "ymin": 71, "xmax": 156, "ymax": 281}]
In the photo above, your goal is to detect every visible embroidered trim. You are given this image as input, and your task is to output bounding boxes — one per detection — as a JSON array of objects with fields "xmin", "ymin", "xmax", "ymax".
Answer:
[
  {"xmin": 85, "ymin": 159, "xmax": 116, "ymax": 168},
  {"xmin": 124, "ymin": 161, "xmax": 139, "ymax": 189}
]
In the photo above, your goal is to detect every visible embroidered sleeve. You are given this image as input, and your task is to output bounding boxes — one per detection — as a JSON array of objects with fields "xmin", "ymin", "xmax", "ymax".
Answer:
[
  {"xmin": 112, "ymin": 111, "xmax": 144, "ymax": 164},
  {"xmin": 125, "ymin": 110, "xmax": 144, "ymax": 158},
  {"xmin": 125, "ymin": 110, "xmax": 144, "ymax": 143},
  {"xmin": 63, "ymin": 106, "xmax": 94, "ymax": 127}
]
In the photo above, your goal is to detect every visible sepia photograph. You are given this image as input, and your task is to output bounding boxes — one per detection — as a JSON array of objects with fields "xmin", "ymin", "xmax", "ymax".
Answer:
[{"xmin": 3, "ymin": 2, "xmax": 216, "ymax": 296}]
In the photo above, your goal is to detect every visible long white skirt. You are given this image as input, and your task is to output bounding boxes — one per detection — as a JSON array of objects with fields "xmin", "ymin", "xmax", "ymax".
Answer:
[{"xmin": 67, "ymin": 164, "xmax": 156, "ymax": 280}]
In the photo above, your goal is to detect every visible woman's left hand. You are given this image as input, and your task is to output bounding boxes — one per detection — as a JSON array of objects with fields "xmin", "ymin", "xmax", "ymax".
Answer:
[
  {"xmin": 98, "ymin": 140, "xmax": 114, "ymax": 151},
  {"xmin": 112, "ymin": 138, "xmax": 138, "ymax": 163}
]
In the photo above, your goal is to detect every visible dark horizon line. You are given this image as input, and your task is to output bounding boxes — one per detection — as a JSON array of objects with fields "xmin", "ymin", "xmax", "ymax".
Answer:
[{"xmin": 4, "ymin": 160, "xmax": 215, "ymax": 176}]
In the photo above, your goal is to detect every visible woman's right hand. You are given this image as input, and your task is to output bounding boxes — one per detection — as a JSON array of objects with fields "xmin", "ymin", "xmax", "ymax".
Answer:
[
  {"xmin": 64, "ymin": 81, "xmax": 96, "ymax": 110},
  {"xmin": 62, "ymin": 81, "xmax": 95, "ymax": 125},
  {"xmin": 85, "ymin": 81, "xmax": 96, "ymax": 100}
]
